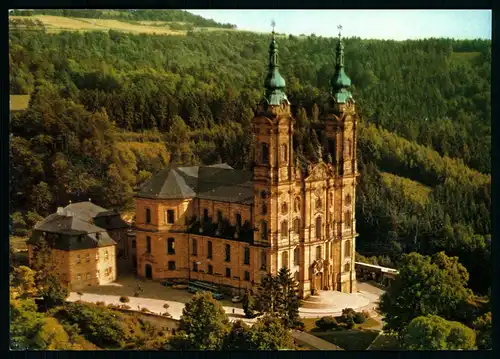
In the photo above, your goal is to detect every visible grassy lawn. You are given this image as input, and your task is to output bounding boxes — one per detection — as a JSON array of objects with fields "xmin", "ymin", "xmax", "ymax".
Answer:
[
  {"xmin": 314, "ymin": 329, "xmax": 379, "ymax": 351},
  {"xmin": 368, "ymin": 333, "xmax": 401, "ymax": 350},
  {"xmin": 10, "ymin": 236, "xmax": 28, "ymax": 251},
  {"xmin": 10, "ymin": 94, "xmax": 30, "ymax": 112}
]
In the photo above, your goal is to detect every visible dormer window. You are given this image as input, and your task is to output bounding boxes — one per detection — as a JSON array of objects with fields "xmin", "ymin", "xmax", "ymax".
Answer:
[{"xmin": 166, "ymin": 209, "xmax": 175, "ymax": 224}]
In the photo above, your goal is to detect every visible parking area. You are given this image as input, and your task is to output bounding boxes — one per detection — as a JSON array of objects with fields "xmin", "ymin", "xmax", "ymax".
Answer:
[{"xmin": 77, "ymin": 275, "xmax": 243, "ymax": 308}]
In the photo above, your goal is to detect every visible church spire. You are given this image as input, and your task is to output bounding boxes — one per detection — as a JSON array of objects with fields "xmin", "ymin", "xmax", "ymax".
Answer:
[
  {"xmin": 330, "ymin": 25, "xmax": 354, "ymax": 104},
  {"xmin": 262, "ymin": 20, "xmax": 289, "ymax": 106}
]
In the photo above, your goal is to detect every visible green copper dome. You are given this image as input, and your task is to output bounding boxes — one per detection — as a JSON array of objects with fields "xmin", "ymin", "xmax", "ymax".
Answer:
[
  {"xmin": 262, "ymin": 31, "xmax": 289, "ymax": 106},
  {"xmin": 330, "ymin": 33, "xmax": 354, "ymax": 104}
]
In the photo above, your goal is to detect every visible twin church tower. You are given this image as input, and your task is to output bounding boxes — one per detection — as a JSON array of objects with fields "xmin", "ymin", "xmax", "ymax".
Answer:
[
  {"xmin": 134, "ymin": 27, "xmax": 358, "ymax": 297},
  {"xmin": 251, "ymin": 27, "xmax": 358, "ymax": 295}
]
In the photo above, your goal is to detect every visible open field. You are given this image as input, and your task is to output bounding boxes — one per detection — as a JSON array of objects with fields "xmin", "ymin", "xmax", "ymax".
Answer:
[
  {"xmin": 10, "ymin": 94, "xmax": 30, "ymax": 112},
  {"xmin": 315, "ymin": 329, "xmax": 380, "ymax": 351},
  {"xmin": 9, "ymin": 15, "xmax": 241, "ymax": 36},
  {"xmin": 381, "ymin": 171, "xmax": 432, "ymax": 205}
]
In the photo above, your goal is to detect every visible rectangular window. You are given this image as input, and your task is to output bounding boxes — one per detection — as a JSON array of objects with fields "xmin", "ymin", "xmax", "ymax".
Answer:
[
  {"xmin": 207, "ymin": 241, "xmax": 213, "ymax": 259},
  {"xmin": 86, "ymin": 254, "xmax": 90, "ymax": 262},
  {"xmin": 167, "ymin": 238, "xmax": 175, "ymax": 254},
  {"xmin": 146, "ymin": 208, "xmax": 151, "ymax": 224},
  {"xmin": 208, "ymin": 264, "xmax": 213, "ymax": 274},
  {"xmin": 203, "ymin": 209, "xmax": 209, "ymax": 222},
  {"xmin": 217, "ymin": 210, "xmax": 223, "ymax": 222},
  {"xmin": 77, "ymin": 274, "xmax": 81, "ymax": 281},
  {"xmin": 244, "ymin": 247, "xmax": 250, "ymax": 265},
  {"xmin": 168, "ymin": 261, "xmax": 176, "ymax": 270},
  {"xmin": 192, "ymin": 238, "xmax": 197, "ymax": 256},
  {"xmin": 316, "ymin": 246, "xmax": 321, "ymax": 260},
  {"xmin": 236, "ymin": 213, "xmax": 242, "ymax": 227},
  {"xmin": 260, "ymin": 250, "xmax": 267, "ymax": 270},
  {"xmin": 193, "ymin": 261, "xmax": 198, "ymax": 272},
  {"xmin": 244, "ymin": 271, "xmax": 250, "ymax": 281},
  {"xmin": 96, "ymin": 270, "xmax": 100, "ymax": 278},
  {"xmin": 96, "ymin": 252, "xmax": 99, "ymax": 262},
  {"xmin": 166, "ymin": 210, "xmax": 175, "ymax": 224},
  {"xmin": 146, "ymin": 236, "xmax": 151, "ymax": 254},
  {"xmin": 225, "ymin": 244, "xmax": 231, "ymax": 262},
  {"xmin": 76, "ymin": 255, "xmax": 81, "ymax": 264},
  {"xmin": 294, "ymin": 247, "xmax": 299, "ymax": 265},
  {"xmin": 225, "ymin": 268, "xmax": 231, "ymax": 278},
  {"xmin": 86, "ymin": 273, "xmax": 91, "ymax": 280}
]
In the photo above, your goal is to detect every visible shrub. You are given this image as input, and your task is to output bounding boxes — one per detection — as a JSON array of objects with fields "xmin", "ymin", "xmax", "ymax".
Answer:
[
  {"xmin": 354, "ymin": 311, "xmax": 367, "ymax": 324},
  {"xmin": 121, "ymin": 304, "xmax": 131, "ymax": 310},
  {"xmin": 141, "ymin": 307, "xmax": 150, "ymax": 313},
  {"xmin": 162, "ymin": 312, "xmax": 171, "ymax": 317},
  {"xmin": 134, "ymin": 292, "xmax": 140, "ymax": 297},
  {"xmin": 119, "ymin": 296, "xmax": 130, "ymax": 303},
  {"xmin": 345, "ymin": 316, "xmax": 355, "ymax": 329},
  {"xmin": 362, "ymin": 310, "xmax": 371, "ymax": 319},
  {"xmin": 315, "ymin": 316, "xmax": 338, "ymax": 331},
  {"xmin": 163, "ymin": 303, "xmax": 170, "ymax": 310},
  {"xmin": 339, "ymin": 308, "xmax": 355, "ymax": 323},
  {"xmin": 95, "ymin": 301, "xmax": 105, "ymax": 306}
]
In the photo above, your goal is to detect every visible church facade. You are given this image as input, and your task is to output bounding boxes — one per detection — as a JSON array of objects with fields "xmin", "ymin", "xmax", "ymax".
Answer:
[{"xmin": 134, "ymin": 31, "xmax": 358, "ymax": 298}]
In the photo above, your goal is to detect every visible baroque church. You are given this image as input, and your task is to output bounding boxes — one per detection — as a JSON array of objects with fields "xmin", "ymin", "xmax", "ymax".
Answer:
[{"xmin": 134, "ymin": 29, "xmax": 358, "ymax": 298}]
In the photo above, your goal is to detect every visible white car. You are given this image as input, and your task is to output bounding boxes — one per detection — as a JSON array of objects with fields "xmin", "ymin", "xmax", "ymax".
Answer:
[{"xmin": 231, "ymin": 296, "xmax": 242, "ymax": 303}]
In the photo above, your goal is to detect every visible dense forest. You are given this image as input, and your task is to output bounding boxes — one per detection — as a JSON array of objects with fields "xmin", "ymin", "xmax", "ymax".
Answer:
[{"xmin": 9, "ymin": 11, "xmax": 491, "ymax": 294}]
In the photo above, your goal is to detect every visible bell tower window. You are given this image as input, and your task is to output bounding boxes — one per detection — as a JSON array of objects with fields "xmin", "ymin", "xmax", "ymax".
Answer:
[{"xmin": 261, "ymin": 143, "xmax": 270, "ymax": 165}]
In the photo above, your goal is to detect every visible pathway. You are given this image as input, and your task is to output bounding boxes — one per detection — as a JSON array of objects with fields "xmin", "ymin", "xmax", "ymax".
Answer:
[{"xmin": 67, "ymin": 292, "xmax": 257, "ymax": 324}]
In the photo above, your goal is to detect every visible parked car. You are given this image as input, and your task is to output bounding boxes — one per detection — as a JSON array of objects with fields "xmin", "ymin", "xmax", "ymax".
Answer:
[
  {"xmin": 231, "ymin": 296, "xmax": 242, "ymax": 303},
  {"xmin": 212, "ymin": 292, "xmax": 224, "ymax": 300}
]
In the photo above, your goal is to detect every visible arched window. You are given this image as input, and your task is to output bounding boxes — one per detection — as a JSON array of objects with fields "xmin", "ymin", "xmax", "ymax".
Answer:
[
  {"xmin": 261, "ymin": 191, "xmax": 267, "ymax": 199},
  {"xmin": 294, "ymin": 197, "xmax": 300, "ymax": 212},
  {"xmin": 235, "ymin": 213, "xmax": 242, "ymax": 227},
  {"xmin": 345, "ymin": 194, "xmax": 352, "ymax": 206},
  {"xmin": 316, "ymin": 198, "xmax": 322, "ymax": 210},
  {"xmin": 146, "ymin": 236, "xmax": 151, "ymax": 253},
  {"xmin": 316, "ymin": 245, "xmax": 321, "ymax": 260},
  {"xmin": 293, "ymin": 218, "xmax": 300, "ymax": 233},
  {"xmin": 281, "ymin": 202, "xmax": 288, "ymax": 214},
  {"xmin": 282, "ymin": 251, "xmax": 289, "ymax": 269},
  {"xmin": 261, "ymin": 143, "xmax": 270, "ymax": 165},
  {"xmin": 261, "ymin": 221, "xmax": 268, "ymax": 241},
  {"xmin": 294, "ymin": 247, "xmax": 299, "ymax": 265},
  {"xmin": 280, "ymin": 144, "xmax": 288, "ymax": 163},
  {"xmin": 262, "ymin": 203, "xmax": 267, "ymax": 215},
  {"xmin": 145, "ymin": 208, "xmax": 151, "ymax": 224},
  {"xmin": 345, "ymin": 211, "xmax": 352, "ymax": 228},
  {"xmin": 344, "ymin": 262, "xmax": 351, "ymax": 272},
  {"xmin": 315, "ymin": 216, "xmax": 322, "ymax": 239},
  {"xmin": 345, "ymin": 240, "xmax": 351, "ymax": 258},
  {"xmin": 281, "ymin": 221, "xmax": 288, "ymax": 238}
]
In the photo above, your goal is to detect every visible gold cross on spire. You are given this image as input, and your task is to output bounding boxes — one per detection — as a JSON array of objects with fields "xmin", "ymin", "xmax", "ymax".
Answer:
[
  {"xmin": 338, "ymin": 24, "xmax": 343, "ymax": 38},
  {"xmin": 271, "ymin": 19, "xmax": 276, "ymax": 34}
]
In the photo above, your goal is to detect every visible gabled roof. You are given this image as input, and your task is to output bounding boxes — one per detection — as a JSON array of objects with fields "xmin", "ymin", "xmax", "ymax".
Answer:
[{"xmin": 136, "ymin": 163, "xmax": 254, "ymax": 205}]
